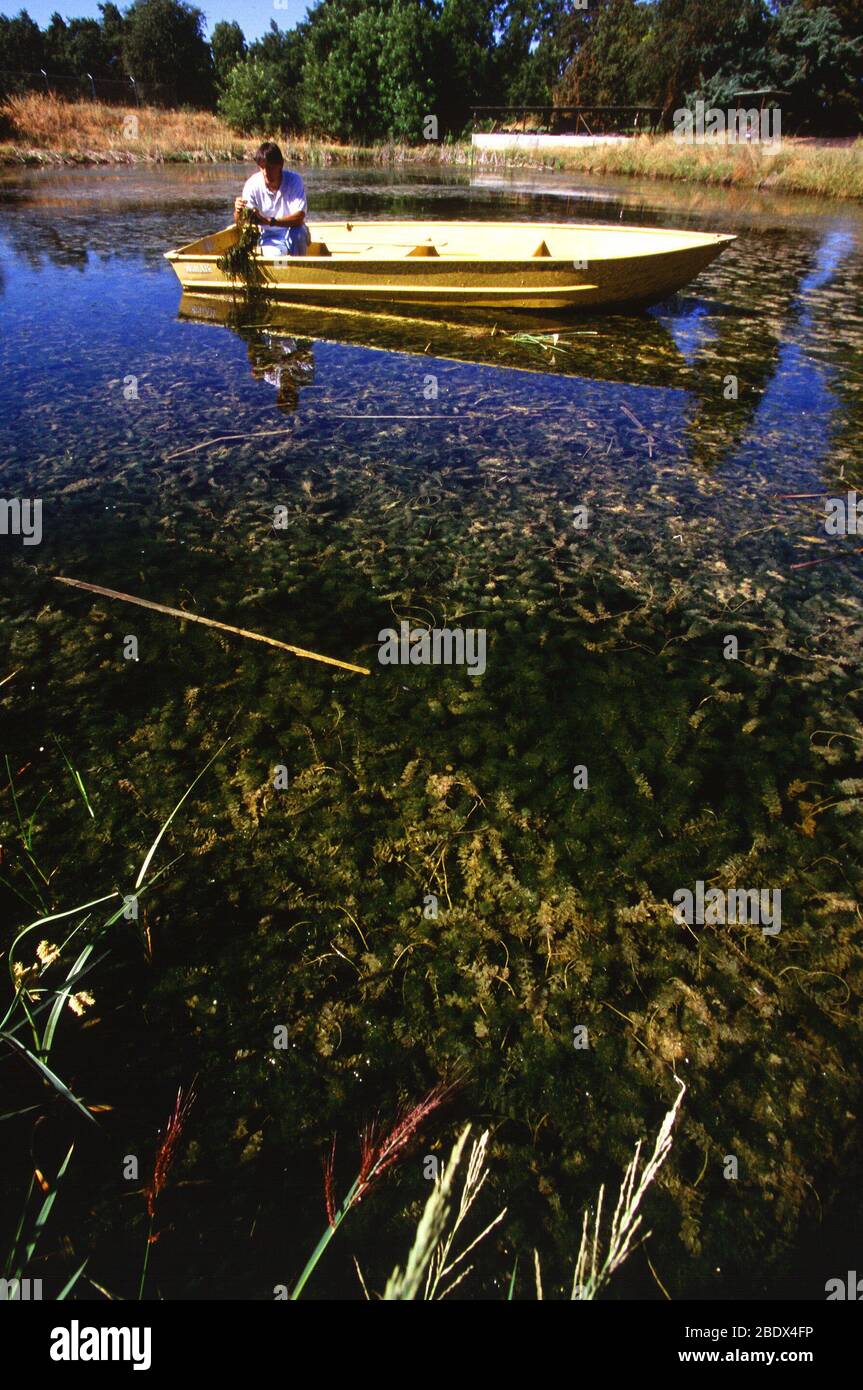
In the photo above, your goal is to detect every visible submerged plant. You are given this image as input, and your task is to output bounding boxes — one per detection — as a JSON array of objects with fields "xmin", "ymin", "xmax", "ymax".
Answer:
[{"xmin": 216, "ymin": 209, "xmax": 262, "ymax": 287}]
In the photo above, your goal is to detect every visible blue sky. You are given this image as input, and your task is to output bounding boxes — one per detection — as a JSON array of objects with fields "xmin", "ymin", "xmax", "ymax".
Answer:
[{"xmin": 0, "ymin": 0, "xmax": 311, "ymax": 43}]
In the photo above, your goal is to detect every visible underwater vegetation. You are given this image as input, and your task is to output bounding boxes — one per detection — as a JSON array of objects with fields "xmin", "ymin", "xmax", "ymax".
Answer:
[
  {"xmin": 1, "ymin": 169, "xmax": 862, "ymax": 1301},
  {"xmin": 2, "ymin": 392, "xmax": 862, "ymax": 1297}
]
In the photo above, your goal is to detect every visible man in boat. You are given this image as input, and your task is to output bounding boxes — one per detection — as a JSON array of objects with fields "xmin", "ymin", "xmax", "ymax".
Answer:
[{"xmin": 234, "ymin": 141, "xmax": 309, "ymax": 258}]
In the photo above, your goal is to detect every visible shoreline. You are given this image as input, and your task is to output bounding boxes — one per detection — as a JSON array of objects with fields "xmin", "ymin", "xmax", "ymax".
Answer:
[{"xmin": 1, "ymin": 95, "xmax": 861, "ymax": 200}]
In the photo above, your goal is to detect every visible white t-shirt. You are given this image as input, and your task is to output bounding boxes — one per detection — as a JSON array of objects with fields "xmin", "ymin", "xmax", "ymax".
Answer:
[{"xmin": 241, "ymin": 169, "xmax": 307, "ymax": 246}]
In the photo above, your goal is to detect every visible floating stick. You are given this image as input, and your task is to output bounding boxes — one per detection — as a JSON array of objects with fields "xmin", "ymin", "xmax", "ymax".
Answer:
[{"xmin": 53, "ymin": 576, "xmax": 370, "ymax": 676}]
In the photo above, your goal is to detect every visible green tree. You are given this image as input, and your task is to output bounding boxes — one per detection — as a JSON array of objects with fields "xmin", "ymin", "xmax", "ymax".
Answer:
[
  {"xmin": 97, "ymin": 2, "xmax": 126, "ymax": 75},
  {"xmin": 300, "ymin": 0, "xmax": 386, "ymax": 141},
  {"xmin": 492, "ymin": 0, "xmax": 569, "ymax": 107},
  {"xmin": 683, "ymin": 0, "xmax": 774, "ymax": 110},
  {"xmin": 43, "ymin": 12, "xmax": 117, "ymax": 77},
  {"xmin": 211, "ymin": 19, "xmax": 246, "ymax": 93},
  {"xmin": 217, "ymin": 22, "xmax": 305, "ymax": 133},
  {"xmin": 121, "ymin": 0, "xmax": 213, "ymax": 105},
  {"xmin": 0, "ymin": 8, "xmax": 46, "ymax": 72},
  {"xmin": 555, "ymin": 0, "xmax": 652, "ymax": 108},
  {"xmin": 771, "ymin": 2, "xmax": 862, "ymax": 129},
  {"xmin": 378, "ymin": 0, "xmax": 438, "ymax": 141},
  {"xmin": 437, "ymin": 0, "xmax": 496, "ymax": 134}
]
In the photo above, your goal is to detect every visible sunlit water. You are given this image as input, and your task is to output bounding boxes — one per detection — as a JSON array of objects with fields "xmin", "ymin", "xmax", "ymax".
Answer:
[{"xmin": 1, "ymin": 164, "xmax": 862, "ymax": 1300}]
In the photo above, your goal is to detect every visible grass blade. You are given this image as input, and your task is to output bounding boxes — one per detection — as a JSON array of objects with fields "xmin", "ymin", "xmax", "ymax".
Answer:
[
  {"xmin": 57, "ymin": 1258, "xmax": 88, "ymax": 1301},
  {"xmin": 41, "ymin": 945, "xmax": 94, "ymax": 1058},
  {"xmin": 135, "ymin": 737, "xmax": 231, "ymax": 890},
  {"xmin": 54, "ymin": 737, "xmax": 95, "ymax": 820},
  {"xmin": 1, "ymin": 1032, "xmax": 97, "ymax": 1125},
  {"xmin": 24, "ymin": 1144, "xmax": 74, "ymax": 1265}
]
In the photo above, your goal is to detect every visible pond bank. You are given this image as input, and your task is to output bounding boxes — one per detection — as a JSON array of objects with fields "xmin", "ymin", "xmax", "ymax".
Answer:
[{"xmin": 1, "ymin": 95, "xmax": 862, "ymax": 201}]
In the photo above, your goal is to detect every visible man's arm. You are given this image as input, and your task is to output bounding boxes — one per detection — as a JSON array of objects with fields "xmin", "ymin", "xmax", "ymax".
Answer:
[
  {"xmin": 234, "ymin": 200, "xmax": 304, "ymax": 228},
  {"xmin": 235, "ymin": 178, "xmax": 261, "ymax": 224},
  {"xmin": 271, "ymin": 209, "xmax": 306, "ymax": 228}
]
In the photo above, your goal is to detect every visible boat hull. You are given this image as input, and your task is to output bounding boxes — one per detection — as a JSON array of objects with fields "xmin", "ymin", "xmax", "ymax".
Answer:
[{"xmin": 165, "ymin": 221, "xmax": 735, "ymax": 313}]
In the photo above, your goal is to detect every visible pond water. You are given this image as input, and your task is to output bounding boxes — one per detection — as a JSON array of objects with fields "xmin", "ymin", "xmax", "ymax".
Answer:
[{"xmin": 1, "ymin": 163, "xmax": 862, "ymax": 1301}]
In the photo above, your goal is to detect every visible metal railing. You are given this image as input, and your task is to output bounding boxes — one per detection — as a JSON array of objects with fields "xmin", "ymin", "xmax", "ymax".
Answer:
[{"xmin": 470, "ymin": 105, "xmax": 663, "ymax": 136}]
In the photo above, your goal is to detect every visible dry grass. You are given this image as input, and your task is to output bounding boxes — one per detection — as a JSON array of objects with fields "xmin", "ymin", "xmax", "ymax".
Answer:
[
  {"xmin": 0, "ymin": 93, "xmax": 470, "ymax": 167},
  {"xmin": 477, "ymin": 132, "xmax": 863, "ymax": 201},
  {"xmin": 2, "ymin": 95, "xmax": 862, "ymax": 200},
  {"xmin": 0, "ymin": 93, "xmax": 251, "ymax": 163}
]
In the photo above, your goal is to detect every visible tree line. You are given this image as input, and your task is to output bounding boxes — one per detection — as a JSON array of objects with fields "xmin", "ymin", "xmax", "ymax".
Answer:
[{"xmin": 1, "ymin": 0, "xmax": 860, "ymax": 137}]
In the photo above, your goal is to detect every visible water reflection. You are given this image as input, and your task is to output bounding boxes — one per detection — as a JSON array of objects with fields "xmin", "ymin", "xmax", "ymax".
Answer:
[
  {"xmin": 178, "ymin": 290, "xmax": 695, "ymax": 402},
  {"xmin": 175, "ymin": 289, "xmax": 822, "ymax": 478},
  {"xmin": 244, "ymin": 331, "xmax": 317, "ymax": 411}
]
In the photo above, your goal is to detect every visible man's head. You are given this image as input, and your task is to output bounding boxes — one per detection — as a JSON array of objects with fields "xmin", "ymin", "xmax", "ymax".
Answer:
[{"xmin": 256, "ymin": 141, "xmax": 284, "ymax": 190}]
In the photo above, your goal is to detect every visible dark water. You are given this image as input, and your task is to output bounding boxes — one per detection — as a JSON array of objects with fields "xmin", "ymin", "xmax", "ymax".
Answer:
[{"xmin": 1, "ymin": 164, "xmax": 862, "ymax": 1301}]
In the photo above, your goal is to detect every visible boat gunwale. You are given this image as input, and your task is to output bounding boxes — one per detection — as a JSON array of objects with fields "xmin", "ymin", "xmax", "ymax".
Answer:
[{"xmin": 164, "ymin": 221, "xmax": 736, "ymax": 266}]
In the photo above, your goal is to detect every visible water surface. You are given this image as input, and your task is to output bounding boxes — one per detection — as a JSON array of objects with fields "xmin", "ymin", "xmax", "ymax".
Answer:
[{"xmin": 1, "ymin": 164, "xmax": 862, "ymax": 1300}]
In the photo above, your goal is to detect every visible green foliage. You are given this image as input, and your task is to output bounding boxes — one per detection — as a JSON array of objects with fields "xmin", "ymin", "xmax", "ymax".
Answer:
[
  {"xmin": 121, "ymin": 0, "xmax": 213, "ymax": 106},
  {"xmin": 217, "ymin": 22, "xmax": 305, "ymax": 133},
  {"xmin": 492, "ymin": 0, "xmax": 570, "ymax": 107},
  {"xmin": 218, "ymin": 56, "xmax": 296, "ymax": 134},
  {"xmin": 555, "ymin": 0, "xmax": 862, "ymax": 131},
  {"xmin": 555, "ymin": 0, "xmax": 653, "ymax": 108},
  {"xmin": 3, "ymin": 0, "xmax": 860, "ymax": 135},
  {"xmin": 299, "ymin": 0, "xmax": 387, "ymax": 142},
  {"xmin": 210, "ymin": 19, "xmax": 246, "ymax": 94},
  {"xmin": 0, "ymin": 8, "xmax": 46, "ymax": 72},
  {"xmin": 771, "ymin": 2, "xmax": 863, "ymax": 131},
  {"xmin": 378, "ymin": 0, "xmax": 438, "ymax": 142},
  {"xmin": 436, "ymin": 0, "xmax": 497, "ymax": 134}
]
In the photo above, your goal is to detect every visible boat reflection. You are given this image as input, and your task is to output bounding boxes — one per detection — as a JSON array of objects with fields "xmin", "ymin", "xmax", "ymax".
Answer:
[
  {"xmin": 178, "ymin": 291, "xmax": 695, "ymax": 397},
  {"xmin": 177, "ymin": 292, "xmax": 797, "ymax": 474}
]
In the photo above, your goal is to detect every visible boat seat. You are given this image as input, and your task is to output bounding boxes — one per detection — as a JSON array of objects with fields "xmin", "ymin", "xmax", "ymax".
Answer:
[
  {"xmin": 407, "ymin": 244, "xmax": 439, "ymax": 257},
  {"xmin": 306, "ymin": 242, "xmax": 331, "ymax": 256}
]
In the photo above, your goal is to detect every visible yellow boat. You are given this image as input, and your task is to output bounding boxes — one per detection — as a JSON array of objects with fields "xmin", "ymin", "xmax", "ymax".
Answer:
[{"xmin": 165, "ymin": 220, "xmax": 735, "ymax": 313}]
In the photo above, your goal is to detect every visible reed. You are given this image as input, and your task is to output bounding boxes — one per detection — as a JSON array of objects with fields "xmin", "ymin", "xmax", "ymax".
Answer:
[
  {"xmin": 478, "ymin": 134, "xmax": 863, "ymax": 201},
  {"xmin": 139, "ymin": 1085, "xmax": 196, "ymax": 1299},
  {"xmin": 386, "ymin": 1081, "xmax": 686, "ymax": 1299},
  {"xmin": 1, "ymin": 738, "xmax": 228, "ymax": 1298},
  {"xmin": 291, "ymin": 1084, "xmax": 451, "ymax": 1299}
]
